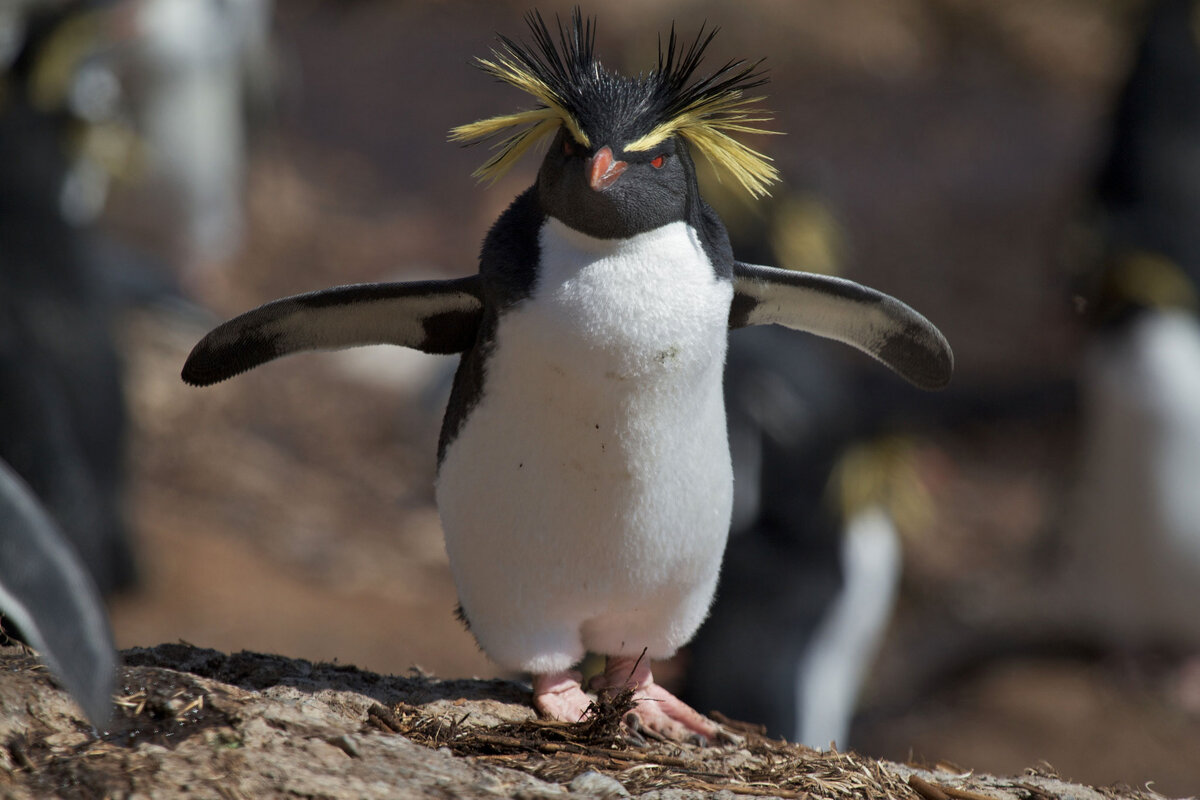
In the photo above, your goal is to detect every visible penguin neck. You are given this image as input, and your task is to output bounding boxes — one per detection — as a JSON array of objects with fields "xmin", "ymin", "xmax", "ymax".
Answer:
[
  {"xmin": 539, "ymin": 203, "xmax": 732, "ymax": 287},
  {"xmin": 542, "ymin": 215, "xmax": 660, "ymax": 254}
]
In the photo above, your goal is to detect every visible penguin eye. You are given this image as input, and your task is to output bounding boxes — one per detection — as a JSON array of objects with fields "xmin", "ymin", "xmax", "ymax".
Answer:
[
  {"xmin": 563, "ymin": 138, "xmax": 576, "ymax": 156},
  {"xmin": 650, "ymin": 155, "xmax": 667, "ymax": 169}
]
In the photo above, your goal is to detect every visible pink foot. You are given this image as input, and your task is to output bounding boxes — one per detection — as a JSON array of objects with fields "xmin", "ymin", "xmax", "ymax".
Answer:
[
  {"xmin": 592, "ymin": 655, "xmax": 719, "ymax": 743},
  {"xmin": 532, "ymin": 670, "xmax": 593, "ymax": 723}
]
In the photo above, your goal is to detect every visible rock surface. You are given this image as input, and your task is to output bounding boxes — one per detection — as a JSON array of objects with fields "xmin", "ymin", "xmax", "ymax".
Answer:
[{"xmin": 0, "ymin": 644, "xmax": 1174, "ymax": 799}]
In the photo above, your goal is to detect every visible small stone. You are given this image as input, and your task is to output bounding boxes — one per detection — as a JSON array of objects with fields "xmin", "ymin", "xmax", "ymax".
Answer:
[
  {"xmin": 326, "ymin": 733, "xmax": 361, "ymax": 758},
  {"xmin": 472, "ymin": 773, "xmax": 505, "ymax": 794},
  {"xmin": 568, "ymin": 770, "xmax": 630, "ymax": 798}
]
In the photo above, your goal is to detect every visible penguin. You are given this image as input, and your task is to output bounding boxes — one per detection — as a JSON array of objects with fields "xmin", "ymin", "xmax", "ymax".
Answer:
[
  {"xmin": 182, "ymin": 10, "xmax": 953, "ymax": 741},
  {"xmin": 0, "ymin": 0, "xmax": 137, "ymax": 597},
  {"xmin": 1063, "ymin": 0, "xmax": 1200, "ymax": 650},
  {"xmin": 0, "ymin": 457, "xmax": 116, "ymax": 729}
]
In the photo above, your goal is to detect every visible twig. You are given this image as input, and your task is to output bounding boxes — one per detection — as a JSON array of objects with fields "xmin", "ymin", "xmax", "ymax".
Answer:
[
  {"xmin": 942, "ymin": 785, "xmax": 1003, "ymax": 800},
  {"xmin": 598, "ymin": 748, "xmax": 692, "ymax": 768},
  {"xmin": 689, "ymin": 780, "xmax": 806, "ymax": 798},
  {"xmin": 909, "ymin": 774, "xmax": 951, "ymax": 800}
]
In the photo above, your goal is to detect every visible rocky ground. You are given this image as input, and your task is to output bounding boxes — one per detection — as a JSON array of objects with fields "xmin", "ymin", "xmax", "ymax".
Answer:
[{"xmin": 0, "ymin": 643, "xmax": 1173, "ymax": 799}]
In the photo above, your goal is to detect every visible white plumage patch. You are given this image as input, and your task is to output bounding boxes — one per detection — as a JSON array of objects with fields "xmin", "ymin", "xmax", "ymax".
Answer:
[
  {"xmin": 1067, "ymin": 310, "xmax": 1200, "ymax": 647},
  {"xmin": 794, "ymin": 507, "xmax": 901, "ymax": 749},
  {"xmin": 436, "ymin": 218, "xmax": 734, "ymax": 674}
]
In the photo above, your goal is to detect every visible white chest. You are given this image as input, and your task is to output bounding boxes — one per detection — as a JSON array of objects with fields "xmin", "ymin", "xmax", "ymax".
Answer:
[
  {"xmin": 436, "ymin": 218, "xmax": 735, "ymax": 630},
  {"xmin": 455, "ymin": 217, "xmax": 734, "ymax": 486},
  {"xmin": 518, "ymin": 218, "xmax": 732, "ymax": 386},
  {"xmin": 1069, "ymin": 311, "xmax": 1200, "ymax": 643}
]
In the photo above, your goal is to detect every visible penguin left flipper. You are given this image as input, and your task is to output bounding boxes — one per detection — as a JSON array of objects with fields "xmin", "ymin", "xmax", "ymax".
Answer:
[
  {"xmin": 0, "ymin": 460, "xmax": 116, "ymax": 729},
  {"xmin": 182, "ymin": 276, "xmax": 483, "ymax": 386},
  {"xmin": 730, "ymin": 262, "xmax": 954, "ymax": 390}
]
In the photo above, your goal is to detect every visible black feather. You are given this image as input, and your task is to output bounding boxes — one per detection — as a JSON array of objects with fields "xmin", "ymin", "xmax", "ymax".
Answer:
[{"xmin": 499, "ymin": 8, "xmax": 767, "ymax": 146}]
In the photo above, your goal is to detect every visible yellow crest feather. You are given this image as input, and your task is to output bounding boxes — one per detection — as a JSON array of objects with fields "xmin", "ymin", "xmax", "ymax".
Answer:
[
  {"xmin": 450, "ymin": 11, "xmax": 780, "ymax": 195},
  {"xmin": 450, "ymin": 115, "xmax": 564, "ymax": 182},
  {"xmin": 448, "ymin": 22, "xmax": 592, "ymax": 185},
  {"xmin": 626, "ymin": 92, "xmax": 780, "ymax": 198}
]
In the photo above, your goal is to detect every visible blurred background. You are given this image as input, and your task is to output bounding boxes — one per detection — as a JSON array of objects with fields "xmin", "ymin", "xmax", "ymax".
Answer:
[{"xmin": 4, "ymin": 0, "xmax": 1200, "ymax": 795}]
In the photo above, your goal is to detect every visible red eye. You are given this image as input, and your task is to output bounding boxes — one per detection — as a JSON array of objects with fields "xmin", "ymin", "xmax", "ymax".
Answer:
[
  {"xmin": 563, "ymin": 138, "xmax": 576, "ymax": 156},
  {"xmin": 650, "ymin": 155, "xmax": 666, "ymax": 169}
]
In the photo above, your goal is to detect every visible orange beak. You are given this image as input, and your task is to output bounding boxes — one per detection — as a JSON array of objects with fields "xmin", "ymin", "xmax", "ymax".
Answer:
[{"xmin": 587, "ymin": 146, "xmax": 627, "ymax": 191}]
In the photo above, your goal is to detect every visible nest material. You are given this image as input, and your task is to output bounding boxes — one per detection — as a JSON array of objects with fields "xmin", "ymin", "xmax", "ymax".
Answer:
[
  {"xmin": 368, "ymin": 693, "xmax": 920, "ymax": 799},
  {"xmin": 366, "ymin": 696, "xmax": 1176, "ymax": 800}
]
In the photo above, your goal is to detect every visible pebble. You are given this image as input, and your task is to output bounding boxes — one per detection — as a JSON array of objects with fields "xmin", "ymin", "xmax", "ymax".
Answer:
[{"xmin": 568, "ymin": 770, "xmax": 630, "ymax": 798}]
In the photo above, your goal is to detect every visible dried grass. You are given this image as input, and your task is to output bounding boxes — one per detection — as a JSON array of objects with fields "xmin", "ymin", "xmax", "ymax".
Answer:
[{"xmin": 368, "ymin": 696, "xmax": 924, "ymax": 799}]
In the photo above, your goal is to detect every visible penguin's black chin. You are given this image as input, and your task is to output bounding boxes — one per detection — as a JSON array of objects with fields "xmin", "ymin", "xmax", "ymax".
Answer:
[{"xmin": 537, "ymin": 133, "xmax": 683, "ymax": 239}]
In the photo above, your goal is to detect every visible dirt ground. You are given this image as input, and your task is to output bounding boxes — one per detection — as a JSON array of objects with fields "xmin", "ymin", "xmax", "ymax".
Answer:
[
  {"xmin": 1, "ymin": 642, "xmax": 1167, "ymax": 799},
  {"xmin": 98, "ymin": 1, "xmax": 1200, "ymax": 797}
]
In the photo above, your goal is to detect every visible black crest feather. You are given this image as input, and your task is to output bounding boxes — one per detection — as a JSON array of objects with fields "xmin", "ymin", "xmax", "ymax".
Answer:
[{"xmin": 449, "ymin": 8, "xmax": 780, "ymax": 196}]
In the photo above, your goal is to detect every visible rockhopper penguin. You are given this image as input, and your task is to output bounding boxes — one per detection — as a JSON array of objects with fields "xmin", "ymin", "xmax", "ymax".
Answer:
[
  {"xmin": 1064, "ymin": 0, "xmax": 1200, "ymax": 650},
  {"xmin": 182, "ymin": 10, "xmax": 953, "ymax": 741}
]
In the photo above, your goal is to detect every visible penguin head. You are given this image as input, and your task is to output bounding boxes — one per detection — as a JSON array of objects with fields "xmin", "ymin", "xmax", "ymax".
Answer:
[
  {"xmin": 451, "ymin": 9, "xmax": 780, "ymax": 239},
  {"xmin": 536, "ymin": 123, "xmax": 692, "ymax": 238}
]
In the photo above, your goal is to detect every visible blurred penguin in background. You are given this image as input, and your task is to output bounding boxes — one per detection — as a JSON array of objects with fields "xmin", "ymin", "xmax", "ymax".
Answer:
[
  {"xmin": 1064, "ymin": 0, "xmax": 1200, "ymax": 653},
  {"xmin": 0, "ymin": 0, "xmax": 140, "ymax": 598},
  {"xmin": 684, "ymin": 172, "xmax": 933, "ymax": 747},
  {"xmin": 0, "ymin": 457, "xmax": 117, "ymax": 731},
  {"xmin": 0, "ymin": 0, "xmax": 275, "ymax": 600},
  {"xmin": 127, "ymin": 0, "xmax": 274, "ymax": 276},
  {"xmin": 0, "ymin": 1, "xmax": 128, "ymax": 733}
]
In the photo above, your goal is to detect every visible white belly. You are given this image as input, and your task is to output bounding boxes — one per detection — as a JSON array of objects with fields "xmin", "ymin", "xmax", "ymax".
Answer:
[
  {"xmin": 436, "ymin": 218, "xmax": 735, "ymax": 672},
  {"xmin": 1067, "ymin": 311, "xmax": 1200, "ymax": 646}
]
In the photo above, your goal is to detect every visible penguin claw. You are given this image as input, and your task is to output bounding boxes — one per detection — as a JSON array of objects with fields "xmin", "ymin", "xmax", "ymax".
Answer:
[
  {"xmin": 714, "ymin": 726, "xmax": 746, "ymax": 747},
  {"xmin": 534, "ymin": 659, "xmax": 721, "ymax": 743},
  {"xmin": 621, "ymin": 709, "xmax": 673, "ymax": 744},
  {"xmin": 620, "ymin": 712, "xmax": 651, "ymax": 747},
  {"xmin": 594, "ymin": 655, "xmax": 720, "ymax": 744},
  {"xmin": 618, "ymin": 683, "xmax": 715, "ymax": 744},
  {"xmin": 531, "ymin": 670, "xmax": 593, "ymax": 723}
]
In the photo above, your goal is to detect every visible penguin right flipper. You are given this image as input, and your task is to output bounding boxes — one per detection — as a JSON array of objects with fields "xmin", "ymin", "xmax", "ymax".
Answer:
[
  {"xmin": 0, "ymin": 460, "xmax": 116, "ymax": 729},
  {"xmin": 182, "ymin": 276, "xmax": 483, "ymax": 386},
  {"xmin": 729, "ymin": 262, "xmax": 954, "ymax": 391}
]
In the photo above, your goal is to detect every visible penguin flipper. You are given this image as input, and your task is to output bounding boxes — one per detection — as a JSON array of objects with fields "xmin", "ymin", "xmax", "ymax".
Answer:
[
  {"xmin": 0, "ymin": 460, "xmax": 116, "ymax": 729},
  {"xmin": 182, "ymin": 276, "xmax": 483, "ymax": 386},
  {"xmin": 729, "ymin": 262, "xmax": 953, "ymax": 390}
]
